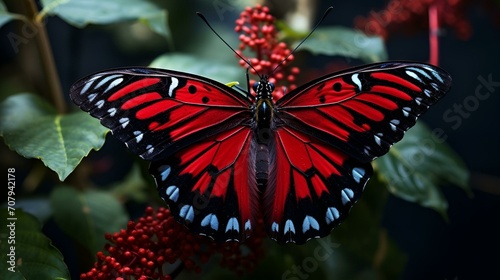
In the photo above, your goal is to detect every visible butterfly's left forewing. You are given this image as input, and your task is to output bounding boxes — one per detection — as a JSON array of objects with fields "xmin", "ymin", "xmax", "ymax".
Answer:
[{"xmin": 70, "ymin": 67, "xmax": 252, "ymax": 160}]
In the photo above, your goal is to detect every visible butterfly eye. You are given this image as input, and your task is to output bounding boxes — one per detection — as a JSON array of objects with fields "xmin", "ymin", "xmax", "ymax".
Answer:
[
  {"xmin": 252, "ymin": 82, "xmax": 260, "ymax": 92},
  {"xmin": 268, "ymin": 82, "xmax": 275, "ymax": 92}
]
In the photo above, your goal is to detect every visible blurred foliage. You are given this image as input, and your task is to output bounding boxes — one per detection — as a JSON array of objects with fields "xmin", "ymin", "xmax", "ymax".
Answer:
[{"xmin": 0, "ymin": 0, "xmax": 469, "ymax": 279}]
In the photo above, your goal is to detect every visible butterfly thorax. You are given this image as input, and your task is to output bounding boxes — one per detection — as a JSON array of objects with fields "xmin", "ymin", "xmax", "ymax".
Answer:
[{"xmin": 253, "ymin": 76, "xmax": 275, "ymax": 144}]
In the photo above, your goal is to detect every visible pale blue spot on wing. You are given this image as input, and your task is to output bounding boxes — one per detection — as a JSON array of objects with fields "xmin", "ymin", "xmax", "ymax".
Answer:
[
  {"xmin": 245, "ymin": 219, "xmax": 251, "ymax": 231},
  {"xmin": 271, "ymin": 222, "xmax": 279, "ymax": 233},
  {"xmin": 201, "ymin": 213, "xmax": 219, "ymax": 231},
  {"xmin": 302, "ymin": 215, "xmax": 320, "ymax": 233},
  {"xmin": 179, "ymin": 205, "xmax": 194, "ymax": 222},
  {"xmin": 225, "ymin": 217, "xmax": 239, "ymax": 233},
  {"xmin": 165, "ymin": 185, "xmax": 178, "ymax": 202},
  {"xmin": 325, "ymin": 207, "xmax": 340, "ymax": 224},
  {"xmin": 341, "ymin": 188, "xmax": 355, "ymax": 205},
  {"xmin": 352, "ymin": 167, "xmax": 365, "ymax": 183},
  {"xmin": 284, "ymin": 219, "xmax": 296, "ymax": 235},
  {"xmin": 159, "ymin": 165, "xmax": 171, "ymax": 181}
]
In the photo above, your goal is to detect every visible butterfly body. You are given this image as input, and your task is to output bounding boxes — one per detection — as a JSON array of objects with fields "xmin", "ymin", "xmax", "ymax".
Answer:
[{"xmin": 70, "ymin": 62, "xmax": 451, "ymax": 244}]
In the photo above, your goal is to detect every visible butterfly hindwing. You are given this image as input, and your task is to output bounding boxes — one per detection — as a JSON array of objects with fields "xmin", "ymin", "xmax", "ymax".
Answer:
[
  {"xmin": 276, "ymin": 62, "xmax": 452, "ymax": 162},
  {"xmin": 264, "ymin": 126, "xmax": 372, "ymax": 244},
  {"xmin": 150, "ymin": 126, "xmax": 259, "ymax": 242},
  {"xmin": 70, "ymin": 67, "xmax": 252, "ymax": 161}
]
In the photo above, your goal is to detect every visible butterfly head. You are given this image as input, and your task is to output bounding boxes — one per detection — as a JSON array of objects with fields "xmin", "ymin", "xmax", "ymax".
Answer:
[{"xmin": 253, "ymin": 75, "xmax": 275, "ymax": 99}]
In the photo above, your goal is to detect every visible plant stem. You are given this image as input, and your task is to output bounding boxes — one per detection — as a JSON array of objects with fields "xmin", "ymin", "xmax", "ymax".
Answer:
[
  {"xmin": 428, "ymin": 4, "xmax": 439, "ymax": 66},
  {"xmin": 25, "ymin": 0, "xmax": 66, "ymax": 113}
]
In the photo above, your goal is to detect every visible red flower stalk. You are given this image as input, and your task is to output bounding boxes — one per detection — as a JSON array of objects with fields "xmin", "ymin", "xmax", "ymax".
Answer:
[
  {"xmin": 354, "ymin": 0, "xmax": 474, "ymax": 40},
  {"xmin": 81, "ymin": 207, "xmax": 265, "ymax": 280},
  {"xmin": 235, "ymin": 4, "xmax": 300, "ymax": 99}
]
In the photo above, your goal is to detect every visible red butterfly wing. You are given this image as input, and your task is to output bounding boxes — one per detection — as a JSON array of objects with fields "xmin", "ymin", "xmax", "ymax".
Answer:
[
  {"xmin": 265, "ymin": 126, "xmax": 371, "ymax": 244},
  {"xmin": 266, "ymin": 62, "xmax": 451, "ymax": 243},
  {"xmin": 276, "ymin": 62, "xmax": 452, "ymax": 162},
  {"xmin": 70, "ymin": 68, "xmax": 258, "ymax": 241},
  {"xmin": 150, "ymin": 126, "xmax": 259, "ymax": 242},
  {"xmin": 70, "ymin": 68, "xmax": 252, "ymax": 160}
]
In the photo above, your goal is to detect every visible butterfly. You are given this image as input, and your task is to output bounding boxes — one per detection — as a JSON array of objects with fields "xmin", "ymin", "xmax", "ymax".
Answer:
[{"xmin": 70, "ymin": 61, "xmax": 451, "ymax": 244}]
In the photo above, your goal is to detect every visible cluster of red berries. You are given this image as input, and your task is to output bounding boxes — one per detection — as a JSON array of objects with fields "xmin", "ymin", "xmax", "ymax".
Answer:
[
  {"xmin": 235, "ymin": 4, "xmax": 300, "ymax": 99},
  {"xmin": 81, "ymin": 207, "xmax": 265, "ymax": 280},
  {"xmin": 354, "ymin": 0, "xmax": 474, "ymax": 40}
]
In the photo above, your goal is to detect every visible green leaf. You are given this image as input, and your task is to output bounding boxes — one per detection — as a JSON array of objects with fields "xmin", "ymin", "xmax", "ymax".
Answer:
[
  {"xmin": 0, "ymin": 1, "xmax": 26, "ymax": 28},
  {"xmin": 374, "ymin": 122, "xmax": 470, "ymax": 217},
  {"xmin": 150, "ymin": 53, "xmax": 244, "ymax": 84},
  {"xmin": 40, "ymin": 0, "xmax": 171, "ymax": 40},
  {"xmin": 0, "ymin": 209, "xmax": 70, "ymax": 280},
  {"xmin": 0, "ymin": 93, "xmax": 108, "ymax": 181},
  {"xmin": 50, "ymin": 186, "xmax": 128, "ymax": 255},
  {"xmin": 295, "ymin": 26, "xmax": 387, "ymax": 63},
  {"xmin": 110, "ymin": 164, "xmax": 149, "ymax": 203}
]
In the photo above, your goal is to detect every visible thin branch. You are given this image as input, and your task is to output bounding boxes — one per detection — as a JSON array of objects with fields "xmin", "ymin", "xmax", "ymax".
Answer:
[{"xmin": 25, "ymin": 0, "xmax": 66, "ymax": 113}]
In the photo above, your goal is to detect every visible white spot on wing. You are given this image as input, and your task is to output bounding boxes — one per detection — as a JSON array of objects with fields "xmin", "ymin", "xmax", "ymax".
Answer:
[
  {"xmin": 405, "ymin": 70, "xmax": 422, "ymax": 83},
  {"xmin": 147, "ymin": 144, "xmax": 154, "ymax": 154},
  {"xmin": 95, "ymin": 74, "xmax": 122, "ymax": 89},
  {"xmin": 424, "ymin": 89, "xmax": 432, "ymax": 97},
  {"xmin": 88, "ymin": 93, "xmax": 97, "ymax": 101},
  {"xmin": 390, "ymin": 119, "xmax": 400, "ymax": 132},
  {"xmin": 351, "ymin": 73, "xmax": 362, "ymax": 91},
  {"xmin": 104, "ymin": 77, "xmax": 124, "ymax": 93},
  {"xmin": 423, "ymin": 66, "xmax": 444, "ymax": 83},
  {"xmin": 374, "ymin": 134, "xmax": 381, "ymax": 146},
  {"xmin": 133, "ymin": 130, "xmax": 143, "ymax": 143},
  {"xmin": 96, "ymin": 100, "xmax": 104, "ymax": 109},
  {"xmin": 402, "ymin": 107, "xmax": 411, "ymax": 117},
  {"xmin": 81, "ymin": 75, "xmax": 101, "ymax": 94},
  {"xmin": 407, "ymin": 67, "xmax": 431, "ymax": 79},
  {"xmin": 168, "ymin": 77, "xmax": 179, "ymax": 97},
  {"xmin": 119, "ymin": 117, "xmax": 129, "ymax": 128},
  {"xmin": 415, "ymin": 97, "xmax": 422, "ymax": 106},
  {"xmin": 107, "ymin": 108, "xmax": 117, "ymax": 117}
]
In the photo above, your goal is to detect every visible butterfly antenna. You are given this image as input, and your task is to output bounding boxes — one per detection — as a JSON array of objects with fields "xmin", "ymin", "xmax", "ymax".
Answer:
[
  {"xmin": 270, "ymin": 6, "xmax": 334, "ymax": 75},
  {"xmin": 197, "ymin": 12, "xmax": 262, "ymax": 79}
]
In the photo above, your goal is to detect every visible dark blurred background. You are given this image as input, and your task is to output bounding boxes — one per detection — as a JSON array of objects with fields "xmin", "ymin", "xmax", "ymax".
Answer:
[{"xmin": 1, "ymin": 0, "xmax": 499, "ymax": 279}]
